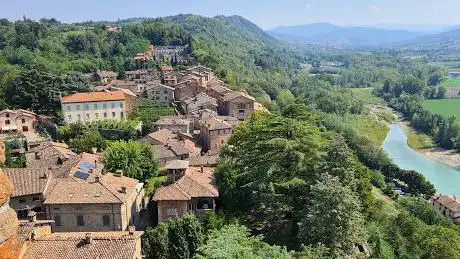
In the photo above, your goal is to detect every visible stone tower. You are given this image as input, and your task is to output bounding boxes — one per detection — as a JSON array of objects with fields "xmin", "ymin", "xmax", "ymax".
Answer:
[{"xmin": 0, "ymin": 140, "xmax": 21, "ymax": 259}]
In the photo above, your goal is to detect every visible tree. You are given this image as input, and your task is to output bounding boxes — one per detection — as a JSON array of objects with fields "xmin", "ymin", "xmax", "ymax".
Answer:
[
  {"xmin": 297, "ymin": 174, "xmax": 367, "ymax": 257},
  {"xmin": 196, "ymin": 225, "xmax": 292, "ymax": 259},
  {"xmin": 69, "ymin": 130, "xmax": 106, "ymax": 153},
  {"xmin": 415, "ymin": 225, "xmax": 460, "ymax": 259},
  {"xmin": 103, "ymin": 140, "xmax": 159, "ymax": 181},
  {"xmin": 168, "ymin": 219, "xmax": 189, "ymax": 259},
  {"xmin": 181, "ymin": 213, "xmax": 204, "ymax": 256},
  {"xmin": 143, "ymin": 223, "xmax": 169, "ymax": 259}
]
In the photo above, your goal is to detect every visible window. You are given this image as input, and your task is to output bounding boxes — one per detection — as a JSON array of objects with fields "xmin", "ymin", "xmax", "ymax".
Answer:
[
  {"xmin": 155, "ymin": 91, "xmax": 160, "ymax": 94},
  {"xmin": 167, "ymin": 208, "xmax": 177, "ymax": 216},
  {"xmin": 119, "ymin": 102, "xmax": 123, "ymax": 108},
  {"xmin": 238, "ymin": 110, "xmax": 245, "ymax": 115},
  {"xmin": 155, "ymin": 96, "xmax": 160, "ymax": 100},
  {"xmin": 22, "ymin": 126, "xmax": 29, "ymax": 132},
  {"xmin": 112, "ymin": 112, "xmax": 116, "ymax": 118},
  {"xmin": 164, "ymin": 96, "xmax": 168, "ymax": 100},
  {"xmin": 102, "ymin": 215, "xmax": 110, "ymax": 226},
  {"xmin": 84, "ymin": 104, "xmax": 89, "ymax": 110},
  {"xmin": 104, "ymin": 112, "xmax": 107, "ymax": 118},
  {"xmin": 21, "ymin": 118, "xmax": 25, "ymax": 123},
  {"xmin": 85, "ymin": 114, "xmax": 90, "ymax": 120},
  {"xmin": 237, "ymin": 103, "xmax": 246, "ymax": 109},
  {"xmin": 93, "ymin": 104, "xmax": 98, "ymax": 109},
  {"xmin": 32, "ymin": 196, "xmax": 40, "ymax": 201},
  {"xmin": 76, "ymin": 215, "xmax": 84, "ymax": 226},
  {"xmin": 164, "ymin": 90, "xmax": 168, "ymax": 94},
  {"xmin": 5, "ymin": 120, "xmax": 10, "ymax": 125},
  {"xmin": 103, "ymin": 103, "xmax": 107, "ymax": 109},
  {"xmin": 120, "ymin": 112, "xmax": 124, "ymax": 118},
  {"xmin": 54, "ymin": 215, "xmax": 61, "ymax": 226},
  {"xmin": 66, "ymin": 105, "xmax": 71, "ymax": 111},
  {"xmin": 76, "ymin": 105, "xmax": 80, "ymax": 111},
  {"xmin": 77, "ymin": 114, "xmax": 81, "ymax": 121},
  {"xmin": 5, "ymin": 113, "xmax": 9, "ymax": 118}
]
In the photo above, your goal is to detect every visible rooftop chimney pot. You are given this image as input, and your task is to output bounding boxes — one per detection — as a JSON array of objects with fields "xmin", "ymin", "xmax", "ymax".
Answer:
[{"xmin": 85, "ymin": 233, "xmax": 92, "ymax": 244}]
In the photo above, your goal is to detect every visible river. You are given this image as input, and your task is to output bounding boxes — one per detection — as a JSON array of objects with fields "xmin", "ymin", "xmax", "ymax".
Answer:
[{"xmin": 383, "ymin": 124, "xmax": 460, "ymax": 196}]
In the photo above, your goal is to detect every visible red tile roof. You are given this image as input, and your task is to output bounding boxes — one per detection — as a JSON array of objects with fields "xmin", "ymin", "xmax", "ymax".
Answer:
[
  {"xmin": 61, "ymin": 91, "xmax": 127, "ymax": 104},
  {"xmin": 160, "ymin": 66, "xmax": 173, "ymax": 71}
]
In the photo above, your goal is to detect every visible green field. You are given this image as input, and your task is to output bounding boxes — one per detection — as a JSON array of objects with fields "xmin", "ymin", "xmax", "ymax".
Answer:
[
  {"xmin": 350, "ymin": 88, "xmax": 383, "ymax": 105},
  {"xmin": 423, "ymin": 99, "xmax": 460, "ymax": 122},
  {"xmin": 439, "ymin": 78, "xmax": 460, "ymax": 88}
]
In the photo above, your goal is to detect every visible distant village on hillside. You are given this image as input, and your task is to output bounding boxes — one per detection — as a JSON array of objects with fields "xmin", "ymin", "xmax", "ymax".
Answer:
[{"xmin": 0, "ymin": 43, "xmax": 268, "ymax": 258}]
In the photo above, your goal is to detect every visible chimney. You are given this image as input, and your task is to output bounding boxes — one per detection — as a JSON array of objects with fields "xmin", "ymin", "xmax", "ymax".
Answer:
[
  {"xmin": 85, "ymin": 233, "xmax": 92, "ymax": 244},
  {"xmin": 128, "ymin": 226, "xmax": 135, "ymax": 235},
  {"xmin": 95, "ymin": 176, "xmax": 100, "ymax": 183},
  {"xmin": 200, "ymin": 166, "xmax": 204, "ymax": 173},
  {"xmin": 121, "ymin": 186, "xmax": 127, "ymax": 194},
  {"xmin": 28, "ymin": 211, "xmax": 37, "ymax": 223},
  {"xmin": 35, "ymin": 152, "xmax": 40, "ymax": 160}
]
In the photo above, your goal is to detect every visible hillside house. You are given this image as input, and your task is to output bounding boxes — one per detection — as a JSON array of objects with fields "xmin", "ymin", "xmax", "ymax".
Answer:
[
  {"xmin": 61, "ymin": 91, "xmax": 137, "ymax": 124},
  {"xmin": 153, "ymin": 161, "xmax": 218, "ymax": 222},
  {"xmin": 44, "ymin": 173, "xmax": 145, "ymax": 232},
  {"xmin": 181, "ymin": 92, "xmax": 218, "ymax": 114},
  {"xmin": 145, "ymin": 83, "xmax": 175, "ymax": 105},
  {"xmin": 222, "ymin": 91, "xmax": 255, "ymax": 120},
  {"xmin": 155, "ymin": 116, "xmax": 192, "ymax": 135},
  {"xmin": 93, "ymin": 70, "xmax": 117, "ymax": 84},
  {"xmin": 0, "ymin": 109, "xmax": 37, "ymax": 136},
  {"xmin": 199, "ymin": 117, "xmax": 237, "ymax": 153},
  {"xmin": 431, "ymin": 195, "xmax": 460, "ymax": 224}
]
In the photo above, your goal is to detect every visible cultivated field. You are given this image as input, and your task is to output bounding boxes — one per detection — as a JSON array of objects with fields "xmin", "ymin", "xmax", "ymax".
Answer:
[
  {"xmin": 423, "ymin": 99, "xmax": 460, "ymax": 123},
  {"xmin": 440, "ymin": 78, "xmax": 460, "ymax": 88}
]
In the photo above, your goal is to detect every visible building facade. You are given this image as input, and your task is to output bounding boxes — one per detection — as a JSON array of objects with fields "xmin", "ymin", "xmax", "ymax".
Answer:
[
  {"xmin": 145, "ymin": 83, "xmax": 175, "ymax": 105},
  {"xmin": 61, "ymin": 91, "xmax": 137, "ymax": 124},
  {"xmin": 0, "ymin": 109, "xmax": 37, "ymax": 135},
  {"xmin": 431, "ymin": 195, "xmax": 460, "ymax": 224}
]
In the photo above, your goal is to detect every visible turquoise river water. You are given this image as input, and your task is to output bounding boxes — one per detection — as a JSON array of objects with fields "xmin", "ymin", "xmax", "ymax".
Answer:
[{"xmin": 383, "ymin": 124, "xmax": 460, "ymax": 196}]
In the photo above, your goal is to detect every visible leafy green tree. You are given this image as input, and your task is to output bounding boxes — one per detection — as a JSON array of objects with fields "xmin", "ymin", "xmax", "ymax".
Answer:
[
  {"xmin": 143, "ymin": 223, "xmax": 169, "ymax": 259},
  {"xmin": 69, "ymin": 130, "xmax": 106, "ymax": 153},
  {"xmin": 103, "ymin": 140, "xmax": 159, "ymax": 181},
  {"xmin": 168, "ymin": 219, "xmax": 189, "ymax": 259},
  {"xmin": 181, "ymin": 213, "xmax": 204, "ymax": 256},
  {"xmin": 297, "ymin": 173, "xmax": 367, "ymax": 257},
  {"xmin": 415, "ymin": 225, "xmax": 460, "ymax": 259},
  {"xmin": 196, "ymin": 224, "xmax": 292, "ymax": 259}
]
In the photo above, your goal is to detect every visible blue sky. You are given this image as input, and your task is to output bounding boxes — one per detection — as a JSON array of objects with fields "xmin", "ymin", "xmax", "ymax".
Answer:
[{"xmin": 2, "ymin": 0, "xmax": 460, "ymax": 29}]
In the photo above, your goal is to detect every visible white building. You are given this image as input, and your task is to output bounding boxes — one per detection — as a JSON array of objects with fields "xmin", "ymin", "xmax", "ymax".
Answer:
[{"xmin": 61, "ymin": 91, "xmax": 137, "ymax": 124}]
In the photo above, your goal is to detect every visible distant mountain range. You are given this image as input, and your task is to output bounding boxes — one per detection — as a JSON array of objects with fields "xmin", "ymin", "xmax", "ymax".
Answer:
[{"xmin": 267, "ymin": 23, "xmax": 429, "ymax": 48}]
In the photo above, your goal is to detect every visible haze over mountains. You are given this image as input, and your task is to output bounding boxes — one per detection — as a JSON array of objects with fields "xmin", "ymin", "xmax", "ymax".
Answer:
[{"xmin": 267, "ymin": 22, "xmax": 460, "ymax": 48}]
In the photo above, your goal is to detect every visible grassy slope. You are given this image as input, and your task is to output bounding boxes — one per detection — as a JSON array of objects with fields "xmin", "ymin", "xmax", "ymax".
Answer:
[
  {"xmin": 406, "ymin": 128, "xmax": 435, "ymax": 150},
  {"xmin": 439, "ymin": 78, "xmax": 460, "ymax": 88},
  {"xmin": 423, "ymin": 99, "xmax": 460, "ymax": 123}
]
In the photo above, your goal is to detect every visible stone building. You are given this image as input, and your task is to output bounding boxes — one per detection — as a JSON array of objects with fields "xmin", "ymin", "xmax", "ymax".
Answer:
[
  {"xmin": 199, "ymin": 117, "xmax": 239, "ymax": 153},
  {"xmin": 61, "ymin": 91, "xmax": 137, "ymax": 124},
  {"xmin": 153, "ymin": 161, "xmax": 218, "ymax": 223},
  {"xmin": 44, "ymin": 173, "xmax": 145, "ymax": 232},
  {"xmin": 4, "ymin": 168, "xmax": 53, "ymax": 219},
  {"xmin": 431, "ymin": 195, "xmax": 460, "ymax": 224},
  {"xmin": 0, "ymin": 109, "xmax": 37, "ymax": 136},
  {"xmin": 155, "ymin": 116, "xmax": 192, "ymax": 135},
  {"xmin": 93, "ymin": 70, "xmax": 117, "ymax": 84},
  {"xmin": 222, "ymin": 91, "xmax": 255, "ymax": 120},
  {"xmin": 145, "ymin": 83, "xmax": 175, "ymax": 105},
  {"xmin": 181, "ymin": 92, "xmax": 218, "ymax": 115}
]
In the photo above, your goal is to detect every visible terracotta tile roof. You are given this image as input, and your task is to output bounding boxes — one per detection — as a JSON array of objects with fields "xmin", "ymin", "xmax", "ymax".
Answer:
[
  {"xmin": 169, "ymin": 142, "xmax": 192, "ymax": 156},
  {"xmin": 153, "ymin": 145, "xmax": 177, "ymax": 159},
  {"xmin": 188, "ymin": 154, "xmax": 219, "ymax": 167},
  {"xmin": 222, "ymin": 91, "xmax": 256, "ymax": 102},
  {"xmin": 0, "ymin": 109, "xmax": 36, "ymax": 118},
  {"xmin": 95, "ymin": 70, "xmax": 117, "ymax": 78},
  {"xmin": 433, "ymin": 195, "xmax": 460, "ymax": 213},
  {"xmin": 22, "ymin": 231, "xmax": 143, "ymax": 259},
  {"xmin": 165, "ymin": 160, "xmax": 190, "ymax": 169},
  {"xmin": 153, "ymin": 184, "xmax": 190, "ymax": 201},
  {"xmin": 146, "ymin": 129, "xmax": 177, "ymax": 145},
  {"xmin": 61, "ymin": 91, "xmax": 127, "ymax": 104},
  {"xmin": 153, "ymin": 166, "xmax": 218, "ymax": 201},
  {"xmin": 4, "ymin": 168, "xmax": 52, "ymax": 197},
  {"xmin": 99, "ymin": 173, "xmax": 139, "ymax": 202},
  {"xmin": 155, "ymin": 116, "xmax": 191, "ymax": 126},
  {"xmin": 160, "ymin": 66, "xmax": 173, "ymax": 71},
  {"xmin": 43, "ymin": 180, "xmax": 121, "ymax": 204},
  {"xmin": 200, "ymin": 117, "xmax": 232, "ymax": 131}
]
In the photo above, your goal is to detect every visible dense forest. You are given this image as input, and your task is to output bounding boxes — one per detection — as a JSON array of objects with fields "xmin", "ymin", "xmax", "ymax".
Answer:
[{"xmin": 1, "ymin": 14, "xmax": 459, "ymax": 258}]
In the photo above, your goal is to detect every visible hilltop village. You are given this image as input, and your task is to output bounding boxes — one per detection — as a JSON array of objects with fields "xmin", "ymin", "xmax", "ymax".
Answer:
[{"xmin": 0, "ymin": 44, "xmax": 268, "ymax": 258}]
